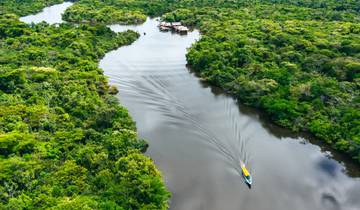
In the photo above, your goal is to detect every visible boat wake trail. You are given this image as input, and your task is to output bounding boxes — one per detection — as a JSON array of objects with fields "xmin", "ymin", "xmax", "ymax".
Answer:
[
  {"xmin": 223, "ymin": 99, "xmax": 253, "ymax": 177},
  {"xmin": 110, "ymin": 72, "xmax": 252, "ymax": 181}
]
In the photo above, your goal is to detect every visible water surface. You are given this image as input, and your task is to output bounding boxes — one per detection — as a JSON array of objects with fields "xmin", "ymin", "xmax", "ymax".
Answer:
[
  {"xmin": 21, "ymin": 6, "xmax": 360, "ymax": 210},
  {"xmin": 100, "ymin": 18, "xmax": 360, "ymax": 210},
  {"xmin": 20, "ymin": 2, "xmax": 73, "ymax": 24}
]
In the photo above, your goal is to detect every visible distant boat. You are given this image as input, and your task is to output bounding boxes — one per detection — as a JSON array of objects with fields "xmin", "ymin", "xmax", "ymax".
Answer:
[{"xmin": 241, "ymin": 163, "xmax": 252, "ymax": 186}]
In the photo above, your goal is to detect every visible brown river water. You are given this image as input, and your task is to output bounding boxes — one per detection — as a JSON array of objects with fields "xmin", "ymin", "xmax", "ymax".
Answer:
[{"xmin": 21, "ymin": 5, "xmax": 360, "ymax": 210}]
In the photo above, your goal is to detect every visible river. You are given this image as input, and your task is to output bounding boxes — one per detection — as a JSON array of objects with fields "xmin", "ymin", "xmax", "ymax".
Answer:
[
  {"xmin": 21, "ymin": 4, "xmax": 360, "ymax": 210},
  {"xmin": 19, "ymin": 2, "xmax": 73, "ymax": 24}
]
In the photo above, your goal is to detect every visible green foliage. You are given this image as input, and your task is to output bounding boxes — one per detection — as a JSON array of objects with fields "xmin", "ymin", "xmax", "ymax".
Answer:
[
  {"xmin": 0, "ymin": 0, "xmax": 64, "ymax": 16},
  {"xmin": 1, "ymin": 0, "xmax": 359, "ymax": 208},
  {"xmin": 63, "ymin": 0, "xmax": 147, "ymax": 24},
  {"xmin": 100, "ymin": 0, "xmax": 359, "ymax": 162},
  {"xmin": 179, "ymin": 3, "xmax": 360, "ymax": 162},
  {"xmin": 0, "ymin": 4, "xmax": 169, "ymax": 209}
]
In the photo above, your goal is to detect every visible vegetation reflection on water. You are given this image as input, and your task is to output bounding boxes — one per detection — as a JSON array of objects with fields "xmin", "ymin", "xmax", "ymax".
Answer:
[
  {"xmin": 19, "ymin": 4, "xmax": 360, "ymax": 210},
  {"xmin": 100, "ymin": 18, "xmax": 360, "ymax": 210}
]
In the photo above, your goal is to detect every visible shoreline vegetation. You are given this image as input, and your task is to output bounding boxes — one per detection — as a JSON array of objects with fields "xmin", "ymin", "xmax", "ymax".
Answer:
[
  {"xmin": 0, "ymin": 0, "xmax": 65, "ymax": 16},
  {"xmin": 0, "ymin": 0, "xmax": 359, "ymax": 208},
  {"xmin": 62, "ymin": 2, "xmax": 146, "ymax": 25},
  {"xmin": 0, "ymin": 0, "xmax": 170, "ymax": 209},
  {"xmin": 61, "ymin": 0, "xmax": 359, "ymax": 163}
]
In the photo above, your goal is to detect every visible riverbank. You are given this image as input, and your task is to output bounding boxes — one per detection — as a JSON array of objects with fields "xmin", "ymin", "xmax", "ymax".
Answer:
[
  {"xmin": 0, "ymin": 0, "xmax": 64, "ymax": 16},
  {"xmin": 0, "ymin": 1, "xmax": 169, "ymax": 209},
  {"xmin": 99, "ymin": 18, "xmax": 360, "ymax": 210},
  {"xmin": 161, "ymin": 4, "xmax": 360, "ymax": 164},
  {"xmin": 181, "ymin": 8, "xmax": 360, "ymax": 164},
  {"xmin": 1, "ymin": 1, "xmax": 359, "ymax": 209},
  {"xmin": 57, "ymin": 0, "xmax": 360, "ymax": 164}
]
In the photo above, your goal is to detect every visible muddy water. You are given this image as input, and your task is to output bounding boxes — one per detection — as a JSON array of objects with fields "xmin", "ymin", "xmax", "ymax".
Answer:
[{"xmin": 20, "ymin": 6, "xmax": 360, "ymax": 210}]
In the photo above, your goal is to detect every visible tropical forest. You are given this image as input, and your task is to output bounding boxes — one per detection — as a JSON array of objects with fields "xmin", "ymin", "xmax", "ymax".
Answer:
[{"xmin": 0, "ymin": 0, "xmax": 359, "ymax": 209}]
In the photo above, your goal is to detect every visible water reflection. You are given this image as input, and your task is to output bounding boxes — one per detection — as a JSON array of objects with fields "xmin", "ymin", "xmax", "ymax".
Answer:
[
  {"xmin": 321, "ymin": 193, "xmax": 340, "ymax": 210},
  {"xmin": 20, "ymin": 4, "xmax": 360, "ymax": 209},
  {"xmin": 317, "ymin": 158, "xmax": 342, "ymax": 178},
  {"xmin": 100, "ymin": 18, "xmax": 360, "ymax": 210}
]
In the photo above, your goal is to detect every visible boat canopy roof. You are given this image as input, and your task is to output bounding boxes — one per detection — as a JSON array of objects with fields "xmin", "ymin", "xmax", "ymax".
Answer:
[{"xmin": 241, "ymin": 166, "xmax": 250, "ymax": 176}]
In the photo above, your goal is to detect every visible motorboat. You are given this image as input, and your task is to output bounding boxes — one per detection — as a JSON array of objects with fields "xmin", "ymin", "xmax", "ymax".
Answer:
[{"xmin": 241, "ymin": 163, "xmax": 252, "ymax": 186}]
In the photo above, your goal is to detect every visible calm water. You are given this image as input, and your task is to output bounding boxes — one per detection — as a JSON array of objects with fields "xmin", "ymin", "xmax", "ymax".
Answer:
[
  {"xmin": 21, "ymin": 6, "xmax": 360, "ymax": 210},
  {"xmin": 20, "ymin": 2, "xmax": 73, "ymax": 24}
]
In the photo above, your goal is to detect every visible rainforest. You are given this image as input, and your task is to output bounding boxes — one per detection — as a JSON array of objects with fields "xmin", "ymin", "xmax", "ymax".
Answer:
[
  {"xmin": 0, "ymin": 0, "xmax": 359, "ymax": 209},
  {"xmin": 0, "ymin": 1, "xmax": 170, "ymax": 209},
  {"xmin": 61, "ymin": 0, "xmax": 359, "ymax": 163}
]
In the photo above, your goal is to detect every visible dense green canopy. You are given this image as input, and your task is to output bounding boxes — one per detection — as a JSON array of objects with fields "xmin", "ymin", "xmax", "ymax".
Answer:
[
  {"xmin": 0, "ymin": 0, "xmax": 359, "ymax": 208},
  {"xmin": 63, "ymin": 1, "xmax": 146, "ymax": 25},
  {"xmin": 0, "ymin": 0, "xmax": 64, "ymax": 16},
  {"xmin": 184, "ymin": 10, "xmax": 359, "ymax": 160},
  {"xmin": 0, "ymin": 1, "xmax": 170, "ymax": 209},
  {"xmin": 174, "ymin": 1, "xmax": 360, "ymax": 162},
  {"xmin": 63, "ymin": 0, "xmax": 359, "ymax": 163}
]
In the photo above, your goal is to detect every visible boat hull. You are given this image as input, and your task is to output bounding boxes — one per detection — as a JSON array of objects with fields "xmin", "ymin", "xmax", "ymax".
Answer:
[{"xmin": 242, "ymin": 174, "xmax": 252, "ymax": 185}]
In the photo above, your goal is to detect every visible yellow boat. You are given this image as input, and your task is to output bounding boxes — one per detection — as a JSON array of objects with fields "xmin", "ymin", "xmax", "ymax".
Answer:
[{"xmin": 241, "ymin": 164, "xmax": 252, "ymax": 185}]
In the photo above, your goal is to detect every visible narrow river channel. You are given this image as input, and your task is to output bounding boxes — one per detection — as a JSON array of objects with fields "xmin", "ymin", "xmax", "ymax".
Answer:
[{"xmin": 21, "ymin": 4, "xmax": 360, "ymax": 210}]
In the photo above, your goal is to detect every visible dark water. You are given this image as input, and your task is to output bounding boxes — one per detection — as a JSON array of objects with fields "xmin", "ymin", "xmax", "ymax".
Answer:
[{"xmin": 21, "ymin": 6, "xmax": 360, "ymax": 210}]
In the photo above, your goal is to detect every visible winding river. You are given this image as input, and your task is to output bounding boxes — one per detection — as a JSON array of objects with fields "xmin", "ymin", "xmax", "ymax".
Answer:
[
  {"xmin": 19, "ymin": 2, "xmax": 73, "ymax": 24},
  {"xmin": 21, "ymin": 4, "xmax": 360, "ymax": 210}
]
